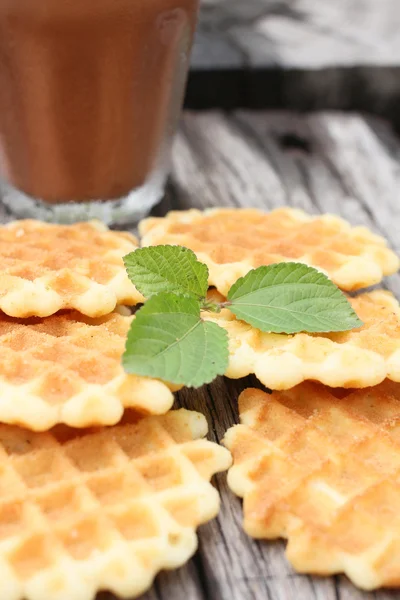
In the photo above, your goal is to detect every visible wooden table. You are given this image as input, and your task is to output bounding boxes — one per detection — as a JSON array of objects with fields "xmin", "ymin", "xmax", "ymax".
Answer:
[{"xmin": 109, "ymin": 110, "xmax": 399, "ymax": 600}]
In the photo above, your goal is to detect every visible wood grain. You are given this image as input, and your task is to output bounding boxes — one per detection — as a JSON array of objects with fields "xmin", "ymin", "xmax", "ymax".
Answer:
[
  {"xmin": 189, "ymin": 2, "xmax": 400, "ymax": 130},
  {"xmin": 194, "ymin": 0, "xmax": 400, "ymax": 69}
]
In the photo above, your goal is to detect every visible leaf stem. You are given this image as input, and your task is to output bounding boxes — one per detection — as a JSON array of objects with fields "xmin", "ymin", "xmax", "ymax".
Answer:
[
  {"xmin": 219, "ymin": 301, "xmax": 232, "ymax": 308},
  {"xmin": 200, "ymin": 299, "xmax": 231, "ymax": 313}
]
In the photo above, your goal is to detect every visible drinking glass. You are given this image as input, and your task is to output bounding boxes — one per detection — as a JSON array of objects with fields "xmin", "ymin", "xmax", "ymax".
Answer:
[{"xmin": 0, "ymin": 0, "xmax": 199, "ymax": 224}]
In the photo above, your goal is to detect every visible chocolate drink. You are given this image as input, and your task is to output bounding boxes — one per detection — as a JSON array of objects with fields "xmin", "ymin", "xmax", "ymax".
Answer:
[{"xmin": 0, "ymin": 0, "xmax": 199, "ymax": 203}]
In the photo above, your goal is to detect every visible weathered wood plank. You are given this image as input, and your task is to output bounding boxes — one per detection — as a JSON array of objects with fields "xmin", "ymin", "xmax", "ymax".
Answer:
[
  {"xmin": 188, "ymin": 1, "xmax": 400, "ymax": 129},
  {"xmin": 193, "ymin": 0, "xmax": 400, "ymax": 69}
]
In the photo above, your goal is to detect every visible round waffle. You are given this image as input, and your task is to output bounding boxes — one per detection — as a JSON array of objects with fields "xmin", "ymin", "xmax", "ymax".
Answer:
[
  {"xmin": 0, "ymin": 220, "xmax": 143, "ymax": 318},
  {"xmin": 140, "ymin": 207, "xmax": 399, "ymax": 294}
]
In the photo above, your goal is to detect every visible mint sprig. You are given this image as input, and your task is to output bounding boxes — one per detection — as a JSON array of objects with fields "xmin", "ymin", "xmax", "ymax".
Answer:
[{"xmin": 122, "ymin": 245, "xmax": 363, "ymax": 388}]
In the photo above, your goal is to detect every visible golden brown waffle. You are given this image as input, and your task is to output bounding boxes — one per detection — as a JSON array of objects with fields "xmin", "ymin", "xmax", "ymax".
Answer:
[
  {"xmin": 0, "ymin": 310, "xmax": 175, "ymax": 431},
  {"xmin": 223, "ymin": 381, "xmax": 400, "ymax": 590},
  {"xmin": 140, "ymin": 208, "xmax": 399, "ymax": 293},
  {"xmin": 203, "ymin": 289, "xmax": 400, "ymax": 389},
  {"xmin": 0, "ymin": 408, "xmax": 231, "ymax": 600},
  {"xmin": 0, "ymin": 220, "xmax": 143, "ymax": 318}
]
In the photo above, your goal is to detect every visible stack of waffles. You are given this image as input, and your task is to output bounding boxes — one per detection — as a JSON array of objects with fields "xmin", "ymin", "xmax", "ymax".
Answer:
[
  {"xmin": 0, "ymin": 219, "xmax": 231, "ymax": 600},
  {"xmin": 141, "ymin": 207, "xmax": 400, "ymax": 590},
  {"xmin": 1, "ymin": 207, "xmax": 400, "ymax": 597}
]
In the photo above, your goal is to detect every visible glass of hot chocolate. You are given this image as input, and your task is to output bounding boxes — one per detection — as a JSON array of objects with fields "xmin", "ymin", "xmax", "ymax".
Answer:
[{"xmin": 0, "ymin": 0, "xmax": 199, "ymax": 224}]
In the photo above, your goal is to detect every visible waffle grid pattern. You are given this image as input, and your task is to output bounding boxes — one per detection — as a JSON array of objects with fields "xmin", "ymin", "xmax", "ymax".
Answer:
[
  {"xmin": 204, "ymin": 290, "xmax": 400, "ymax": 389},
  {"xmin": 0, "ymin": 220, "xmax": 143, "ymax": 318},
  {"xmin": 0, "ymin": 409, "xmax": 231, "ymax": 600},
  {"xmin": 140, "ymin": 208, "xmax": 399, "ymax": 294},
  {"xmin": 224, "ymin": 382, "xmax": 400, "ymax": 590},
  {"xmin": 0, "ymin": 311, "xmax": 174, "ymax": 431}
]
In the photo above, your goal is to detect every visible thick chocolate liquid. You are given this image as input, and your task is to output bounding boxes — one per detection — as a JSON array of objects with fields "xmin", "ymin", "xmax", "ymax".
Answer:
[{"xmin": 0, "ymin": 0, "xmax": 198, "ymax": 202}]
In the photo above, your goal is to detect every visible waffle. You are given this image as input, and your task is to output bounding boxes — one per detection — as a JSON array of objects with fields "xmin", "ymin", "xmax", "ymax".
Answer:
[
  {"xmin": 223, "ymin": 381, "xmax": 400, "ymax": 590},
  {"xmin": 203, "ymin": 289, "xmax": 400, "ymax": 389},
  {"xmin": 0, "ymin": 310, "xmax": 176, "ymax": 431},
  {"xmin": 0, "ymin": 408, "xmax": 231, "ymax": 600},
  {"xmin": 0, "ymin": 220, "xmax": 143, "ymax": 318},
  {"xmin": 140, "ymin": 208, "xmax": 399, "ymax": 294}
]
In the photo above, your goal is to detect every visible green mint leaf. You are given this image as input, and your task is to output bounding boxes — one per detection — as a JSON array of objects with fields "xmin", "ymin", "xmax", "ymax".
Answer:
[
  {"xmin": 123, "ymin": 245, "xmax": 209, "ymax": 300},
  {"xmin": 227, "ymin": 262, "xmax": 363, "ymax": 334},
  {"xmin": 123, "ymin": 292, "xmax": 229, "ymax": 387}
]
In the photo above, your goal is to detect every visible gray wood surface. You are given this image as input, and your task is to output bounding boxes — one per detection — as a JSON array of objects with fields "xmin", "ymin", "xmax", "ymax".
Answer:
[
  {"xmin": 193, "ymin": 0, "xmax": 400, "ymax": 69},
  {"xmin": 189, "ymin": 2, "xmax": 400, "ymax": 130},
  {"xmin": 138, "ymin": 110, "xmax": 400, "ymax": 600}
]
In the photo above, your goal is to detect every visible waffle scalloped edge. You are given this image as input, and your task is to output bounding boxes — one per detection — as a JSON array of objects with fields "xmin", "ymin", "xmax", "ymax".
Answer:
[
  {"xmin": 203, "ymin": 289, "xmax": 400, "ymax": 390},
  {"xmin": 223, "ymin": 382, "xmax": 400, "ymax": 590},
  {"xmin": 0, "ymin": 409, "xmax": 232, "ymax": 600},
  {"xmin": 0, "ymin": 311, "xmax": 176, "ymax": 431},
  {"xmin": 139, "ymin": 208, "xmax": 400, "ymax": 294},
  {"xmin": 0, "ymin": 220, "xmax": 143, "ymax": 318}
]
